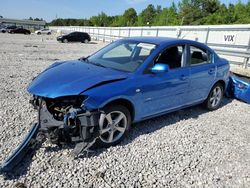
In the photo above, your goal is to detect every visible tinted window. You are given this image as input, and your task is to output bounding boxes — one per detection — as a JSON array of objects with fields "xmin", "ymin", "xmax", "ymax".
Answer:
[
  {"xmin": 155, "ymin": 45, "xmax": 185, "ymax": 69},
  {"xmin": 190, "ymin": 46, "xmax": 212, "ymax": 65},
  {"xmin": 68, "ymin": 32, "xmax": 76, "ymax": 36}
]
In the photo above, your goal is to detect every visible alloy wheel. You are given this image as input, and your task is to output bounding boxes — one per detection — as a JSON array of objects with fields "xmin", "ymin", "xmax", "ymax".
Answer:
[
  {"xmin": 99, "ymin": 111, "xmax": 127, "ymax": 144},
  {"xmin": 210, "ymin": 86, "xmax": 222, "ymax": 108}
]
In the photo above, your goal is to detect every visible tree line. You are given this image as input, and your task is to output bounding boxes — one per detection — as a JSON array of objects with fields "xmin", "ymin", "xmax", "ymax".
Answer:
[{"xmin": 49, "ymin": 0, "xmax": 250, "ymax": 27}]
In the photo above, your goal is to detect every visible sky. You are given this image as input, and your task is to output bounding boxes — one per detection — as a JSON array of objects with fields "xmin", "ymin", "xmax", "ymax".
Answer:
[{"xmin": 0, "ymin": 0, "xmax": 249, "ymax": 22}]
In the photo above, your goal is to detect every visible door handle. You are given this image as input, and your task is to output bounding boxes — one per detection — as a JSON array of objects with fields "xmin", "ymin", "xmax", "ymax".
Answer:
[
  {"xmin": 180, "ymin": 75, "xmax": 188, "ymax": 81},
  {"xmin": 208, "ymin": 68, "xmax": 215, "ymax": 75}
]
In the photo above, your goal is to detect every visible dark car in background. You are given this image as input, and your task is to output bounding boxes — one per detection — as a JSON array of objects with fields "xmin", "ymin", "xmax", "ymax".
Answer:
[
  {"xmin": 9, "ymin": 28, "xmax": 31, "ymax": 34},
  {"xmin": 6, "ymin": 25, "xmax": 18, "ymax": 32},
  {"xmin": 57, "ymin": 32, "xmax": 91, "ymax": 43},
  {"xmin": 0, "ymin": 26, "xmax": 6, "ymax": 33}
]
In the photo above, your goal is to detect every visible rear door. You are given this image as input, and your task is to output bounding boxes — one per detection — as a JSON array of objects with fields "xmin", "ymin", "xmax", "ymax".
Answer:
[
  {"xmin": 67, "ymin": 33, "xmax": 76, "ymax": 42},
  {"xmin": 16, "ymin": 29, "xmax": 22, "ymax": 33},
  {"xmin": 187, "ymin": 45, "xmax": 216, "ymax": 103},
  {"xmin": 79, "ymin": 33, "xmax": 85, "ymax": 42}
]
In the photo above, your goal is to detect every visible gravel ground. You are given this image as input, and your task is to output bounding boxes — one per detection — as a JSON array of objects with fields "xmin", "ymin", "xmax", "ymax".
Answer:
[{"xmin": 0, "ymin": 33, "xmax": 250, "ymax": 188}]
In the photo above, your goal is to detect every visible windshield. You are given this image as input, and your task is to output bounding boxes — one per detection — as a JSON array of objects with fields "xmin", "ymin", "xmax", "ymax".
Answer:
[{"xmin": 87, "ymin": 40, "xmax": 156, "ymax": 72}]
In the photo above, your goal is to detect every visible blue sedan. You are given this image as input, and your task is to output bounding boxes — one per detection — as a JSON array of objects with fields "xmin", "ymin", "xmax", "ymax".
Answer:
[{"xmin": 28, "ymin": 37, "xmax": 230, "ymax": 149}]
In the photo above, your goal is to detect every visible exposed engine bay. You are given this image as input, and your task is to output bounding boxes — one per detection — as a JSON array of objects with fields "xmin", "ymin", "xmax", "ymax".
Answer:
[{"xmin": 31, "ymin": 95, "xmax": 101, "ymax": 152}]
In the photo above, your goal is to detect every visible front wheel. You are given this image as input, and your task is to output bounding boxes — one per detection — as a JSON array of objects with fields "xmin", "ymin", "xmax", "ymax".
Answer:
[
  {"xmin": 97, "ymin": 105, "xmax": 131, "ymax": 147},
  {"xmin": 204, "ymin": 83, "xmax": 224, "ymax": 111},
  {"xmin": 63, "ymin": 39, "xmax": 68, "ymax": 43}
]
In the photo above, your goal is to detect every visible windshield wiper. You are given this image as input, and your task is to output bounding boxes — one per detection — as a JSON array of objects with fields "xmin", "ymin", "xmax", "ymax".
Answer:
[
  {"xmin": 91, "ymin": 62, "xmax": 106, "ymax": 68},
  {"xmin": 79, "ymin": 56, "xmax": 106, "ymax": 68},
  {"xmin": 78, "ymin": 55, "xmax": 90, "ymax": 62}
]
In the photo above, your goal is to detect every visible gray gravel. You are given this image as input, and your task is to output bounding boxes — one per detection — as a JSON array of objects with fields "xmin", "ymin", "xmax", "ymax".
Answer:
[{"xmin": 0, "ymin": 33, "xmax": 250, "ymax": 188}]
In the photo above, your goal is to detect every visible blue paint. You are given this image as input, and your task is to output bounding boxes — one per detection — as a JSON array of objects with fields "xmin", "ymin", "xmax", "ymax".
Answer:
[
  {"xmin": 0, "ymin": 123, "xmax": 40, "ymax": 172},
  {"xmin": 151, "ymin": 63, "xmax": 169, "ymax": 73},
  {"xmin": 228, "ymin": 75, "xmax": 250, "ymax": 104},
  {"xmin": 28, "ymin": 37, "xmax": 230, "ymax": 122}
]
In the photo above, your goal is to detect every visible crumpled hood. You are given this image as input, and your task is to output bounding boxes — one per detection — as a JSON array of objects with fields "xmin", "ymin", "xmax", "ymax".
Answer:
[{"xmin": 27, "ymin": 60, "xmax": 128, "ymax": 98}]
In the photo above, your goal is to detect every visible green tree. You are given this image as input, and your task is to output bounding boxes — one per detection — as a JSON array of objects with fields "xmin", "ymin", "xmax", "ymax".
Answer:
[
  {"xmin": 111, "ymin": 15, "xmax": 126, "ymax": 26},
  {"xmin": 154, "ymin": 2, "xmax": 180, "ymax": 26},
  {"xmin": 90, "ymin": 12, "xmax": 110, "ymax": 26},
  {"xmin": 234, "ymin": 1, "xmax": 250, "ymax": 24},
  {"xmin": 123, "ymin": 8, "xmax": 137, "ymax": 26},
  {"xmin": 179, "ymin": 0, "xmax": 220, "ymax": 25},
  {"xmin": 49, "ymin": 1, "xmax": 250, "ymax": 26},
  {"xmin": 137, "ymin": 4, "xmax": 157, "ymax": 26}
]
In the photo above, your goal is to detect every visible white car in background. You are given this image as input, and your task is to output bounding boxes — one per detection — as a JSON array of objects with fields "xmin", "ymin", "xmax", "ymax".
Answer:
[{"xmin": 35, "ymin": 28, "xmax": 52, "ymax": 35}]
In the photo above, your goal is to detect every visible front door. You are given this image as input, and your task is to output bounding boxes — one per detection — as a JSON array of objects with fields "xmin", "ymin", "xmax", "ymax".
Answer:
[{"xmin": 138, "ymin": 45, "xmax": 190, "ymax": 118}]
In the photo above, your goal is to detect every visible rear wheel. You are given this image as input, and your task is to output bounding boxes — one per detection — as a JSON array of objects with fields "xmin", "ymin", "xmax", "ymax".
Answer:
[
  {"xmin": 204, "ymin": 83, "xmax": 224, "ymax": 111},
  {"xmin": 84, "ymin": 39, "xmax": 89, "ymax": 43},
  {"xmin": 97, "ymin": 105, "xmax": 131, "ymax": 147},
  {"xmin": 47, "ymin": 32, "xmax": 51, "ymax": 35},
  {"xmin": 37, "ymin": 32, "xmax": 41, "ymax": 35}
]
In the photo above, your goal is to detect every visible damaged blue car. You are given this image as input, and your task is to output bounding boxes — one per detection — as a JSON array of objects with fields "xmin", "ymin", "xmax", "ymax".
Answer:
[{"xmin": 1, "ymin": 37, "xmax": 230, "ymax": 172}]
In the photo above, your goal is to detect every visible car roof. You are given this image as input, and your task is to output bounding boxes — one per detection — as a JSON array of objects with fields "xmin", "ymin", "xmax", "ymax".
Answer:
[
  {"xmin": 71, "ymin": 31, "xmax": 86, "ymax": 34},
  {"xmin": 124, "ymin": 37, "xmax": 208, "ymax": 49}
]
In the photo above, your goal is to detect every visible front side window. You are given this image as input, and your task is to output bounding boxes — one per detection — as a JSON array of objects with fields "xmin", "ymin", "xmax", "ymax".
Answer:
[
  {"xmin": 88, "ymin": 41, "xmax": 156, "ymax": 72},
  {"xmin": 154, "ymin": 45, "xmax": 185, "ymax": 69},
  {"xmin": 190, "ymin": 46, "xmax": 212, "ymax": 66}
]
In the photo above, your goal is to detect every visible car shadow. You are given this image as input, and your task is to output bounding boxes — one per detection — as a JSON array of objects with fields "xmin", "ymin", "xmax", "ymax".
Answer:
[
  {"xmin": 89, "ymin": 97, "xmax": 233, "ymax": 157},
  {"xmin": 2, "ymin": 98, "xmax": 233, "ymax": 179},
  {"xmin": 88, "ymin": 42, "xmax": 97, "ymax": 44},
  {"xmin": 123, "ymin": 97, "xmax": 233, "ymax": 145}
]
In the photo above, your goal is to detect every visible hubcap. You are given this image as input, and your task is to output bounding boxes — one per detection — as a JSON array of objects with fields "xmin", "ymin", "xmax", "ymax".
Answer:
[
  {"xmin": 99, "ymin": 111, "xmax": 127, "ymax": 143},
  {"xmin": 210, "ymin": 86, "xmax": 222, "ymax": 108}
]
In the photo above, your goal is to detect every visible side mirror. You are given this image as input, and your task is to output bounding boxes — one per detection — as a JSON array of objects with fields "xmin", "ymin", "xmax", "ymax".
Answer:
[{"xmin": 151, "ymin": 63, "xmax": 169, "ymax": 73}]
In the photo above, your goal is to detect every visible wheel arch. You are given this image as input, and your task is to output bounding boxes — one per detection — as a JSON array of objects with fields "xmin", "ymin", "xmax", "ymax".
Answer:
[
  {"xmin": 214, "ymin": 80, "xmax": 226, "ymax": 90},
  {"xmin": 102, "ymin": 98, "xmax": 135, "ymax": 122},
  {"xmin": 206, "ymin": 79, "xmax": 226, "ymax": 99}
]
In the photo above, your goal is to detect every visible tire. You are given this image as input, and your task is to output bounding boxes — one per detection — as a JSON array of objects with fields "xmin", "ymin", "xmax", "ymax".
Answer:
[
  {"xmin": 97, "ymin": 105, "xmax": 131, "ymax": 147},
  {"xmin": 63, "ymin": 39, "xmax": 68, "ymax": 43},
  {"xmin": 84, "ymin": 39, "xmax": 89, "ymax": 43},
  {"xmin": 37, "ymin": 32, "xmax": 41, "ymax": 35},
  {"xmin": 47, "ymin": 32, "xmax": 51, "ymax": 35},
  {"xmin": 204, "ymin": 83, "xmax": 224, "ymax": 111}
]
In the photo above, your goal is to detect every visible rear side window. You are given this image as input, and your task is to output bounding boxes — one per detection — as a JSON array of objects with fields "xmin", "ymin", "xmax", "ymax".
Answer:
[{"xmin": 190, "ymin": 46, "xmax": 212, "ymax": 65}]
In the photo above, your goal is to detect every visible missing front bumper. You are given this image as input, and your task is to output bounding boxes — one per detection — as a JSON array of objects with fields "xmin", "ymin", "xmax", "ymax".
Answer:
[{"xmin": 0, "ymin": 123, "xmax": 40, "ymax": 173}]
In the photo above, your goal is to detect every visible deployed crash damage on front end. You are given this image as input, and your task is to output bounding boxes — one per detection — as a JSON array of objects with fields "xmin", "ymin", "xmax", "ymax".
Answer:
[
  {"xmin": 31, "ymin": 95, "xmax": 101, "ymax": 153},
  {"xmin": 0, "ymin": 60, "xmax": 128, "ymax": 173}
]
